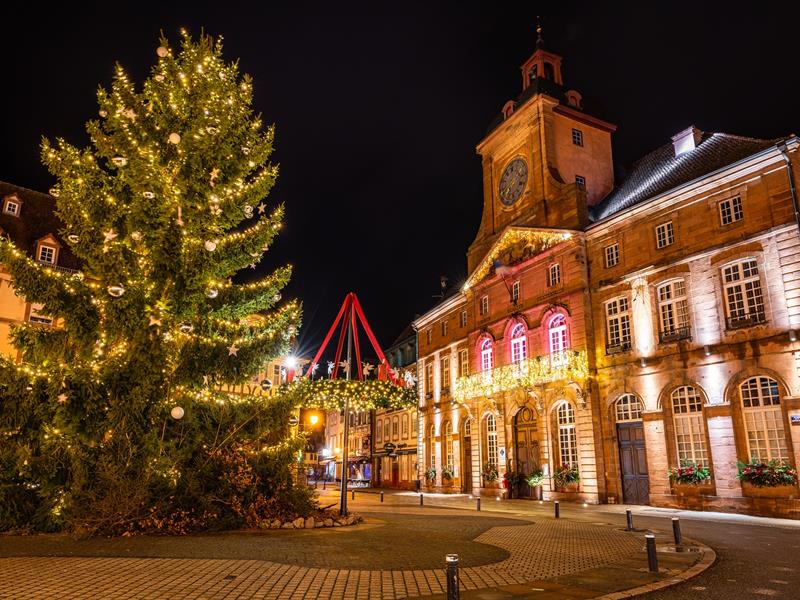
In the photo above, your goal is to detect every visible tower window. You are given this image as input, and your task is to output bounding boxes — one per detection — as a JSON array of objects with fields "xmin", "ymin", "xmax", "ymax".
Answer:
[
  {"xmin": 571, "ymin": 129, "xmax": 584, "ymax": 147},
  {"xmin": 575, "ymin": 175, "xmax": 586, "ymax": 188}
]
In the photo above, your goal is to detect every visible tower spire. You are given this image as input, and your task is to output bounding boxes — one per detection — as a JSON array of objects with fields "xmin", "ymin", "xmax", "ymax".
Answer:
[{"xmin": 536, "ymin": 16, "xmax": 545, "ymax": 49}]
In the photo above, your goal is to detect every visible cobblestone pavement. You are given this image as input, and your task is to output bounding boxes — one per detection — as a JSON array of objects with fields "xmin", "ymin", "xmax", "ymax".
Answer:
[{"xmin": 0, "ymin": 493, "xmax": 709, "ymax": 599}]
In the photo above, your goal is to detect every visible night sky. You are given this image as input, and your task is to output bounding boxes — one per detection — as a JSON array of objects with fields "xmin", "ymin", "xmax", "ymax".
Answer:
[{"xmin": 2, "ymin": 2, "xmax": 798, "ymax": 358}]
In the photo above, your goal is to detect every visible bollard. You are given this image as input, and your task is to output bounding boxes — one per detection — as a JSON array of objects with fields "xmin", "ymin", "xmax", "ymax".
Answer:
[
  {"xmin": 626, "ymin": 509, "xmax": 634, "ymax": 531},
  {"xmin": 380, "ymin": 491, "xmax": 384, "ymax": 503},
  {"xmin": 445, "ymin": 554, "xmax": 460, "ymax": 600},
  {"xmin": 323, "ymin": 479, "xmax": 326, "ymax": 490},
  {"xmin": 672, "ymin": 517, "xmax": 683, "ymax": 547},
  {"xmin": 554, "ymin": 500, "xmax": 560, "ymax": 519},
  {"xmin": 352, "ymin": 489, "xmax": 355, "ymax": 501},
  {"xmin": 645, "ymin": 534, "xmax": 658, "ymax": 572},
  {"xmin": 476, "ymin": 497, "xmax": 481, "ymax": 512},
  {"xmin": 420, "ymin": 493, "xmax": 424, "ymax": 506}
]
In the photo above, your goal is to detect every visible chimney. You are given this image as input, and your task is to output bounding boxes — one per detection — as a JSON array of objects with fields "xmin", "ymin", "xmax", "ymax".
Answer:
[{"xmin": 671, "ymin": 126, "xmax": 703, "ymax": 157}]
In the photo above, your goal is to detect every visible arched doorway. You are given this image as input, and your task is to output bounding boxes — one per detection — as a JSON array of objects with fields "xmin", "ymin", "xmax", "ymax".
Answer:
[
  {"xmin": 514, "ymin": 406, "xmax": 540, "ymax": 498},
  {"xmin": 615, "ymin": 394, "xmax": 649, "ymax": 505},
  {"xmin": 462, "ymin": 419, "xmax": 473, "ymax": 494}
]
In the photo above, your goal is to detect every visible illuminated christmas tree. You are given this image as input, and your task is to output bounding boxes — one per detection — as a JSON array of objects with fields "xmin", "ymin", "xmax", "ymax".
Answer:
[{"xmin": 0, "ymin": 31, "xmax": 311, "ymax": 534}]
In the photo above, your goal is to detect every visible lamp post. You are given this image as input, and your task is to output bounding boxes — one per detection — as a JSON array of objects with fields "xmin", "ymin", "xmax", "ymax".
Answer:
[{"xmin": 339, "ymin": 316, "xmax": 353, "ymax": 516}]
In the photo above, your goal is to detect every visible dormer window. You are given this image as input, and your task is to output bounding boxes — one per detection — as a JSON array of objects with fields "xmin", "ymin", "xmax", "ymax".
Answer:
[
  {"xmin": 38, "ymin": 245, "xmax": 56, "ymax": 264},
  {"xmin": 3, "ymin": 197, "xmax": 20, "ymax": 216}
]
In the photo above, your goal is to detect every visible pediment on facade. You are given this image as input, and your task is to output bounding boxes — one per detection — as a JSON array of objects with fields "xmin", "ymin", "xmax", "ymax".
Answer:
[{"xmin": 463, "ymin": 226, "xmax": 574, "ymax": 291}]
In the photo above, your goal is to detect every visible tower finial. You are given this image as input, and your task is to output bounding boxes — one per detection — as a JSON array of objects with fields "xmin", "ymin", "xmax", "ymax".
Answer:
[{"xmin": 536, "ymin": 16, "xmax": 545, "ymax": 49}]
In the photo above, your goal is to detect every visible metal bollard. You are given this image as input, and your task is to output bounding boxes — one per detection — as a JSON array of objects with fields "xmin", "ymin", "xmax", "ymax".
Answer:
[
  {"xmin": 445, "ymin": 554, "xmax": 460, "ymax": 600},
  {"xmin": 352, "ymin": 489, "xmax": 355, "ymax": 501},
  {"xmin": 323, "ymin": 479, "xmax": 326, "ymax": 490},
  {"xmin": 554, "ymin": 500, "xmax": 560, "ymax": 519},
  {"xmin": 672, "ymin": 517, "xmax": 683, "ymax": 547},
  {"xmin": 645, "ymin": 534, "xmax": 658, "ymax": 572},
  {"xmin": 476, "ymin": 497, "xmax": 481, "ymax": 512},
  {"xmin": 626, "ymin": 509, "xmax": 634, "ymax": 531},
  {"xmin": 380, "ymin": 491, "xmax": 384, "ymax": 503},
  {"xmin": 420, "ymin": 493, "xmax": 424, "ymax": 506}
]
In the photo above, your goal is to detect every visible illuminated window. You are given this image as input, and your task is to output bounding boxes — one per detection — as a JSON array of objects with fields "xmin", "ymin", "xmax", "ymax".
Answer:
[
  {"xmin": 392, "ymin": 416, "xmax": 399, "ymax": 440},
  {"xmin": 480, "ymin": 338, "xmax": 493, "ymax": 372},
  {"xmin": 671, "ymin": 386, "xmax": 708, "ymax": 465},
  {"xmin": 605, "ymin": 297, "xmax": 631, "ymax": 352},
  {"xmin": 719, "ymin": 196, "xmax": 743, "ymax": 225},
  {"xmin": 604, "ymin": 243, "xmax": 619, "ymax": 268},
  {"xmin": 722, "ymin": 259, "xmax": 765, "ymax": 329},
  {"xmin": 548, "ymin": 264, "xmax": 561, "ymax": 287},
  {"xmin": 615, "ymin": 394, "xmax": 642, "ymax": 422},
  {"xmin": 272, "ymin": 364, "xmax": 282, "ymax": 385},
  {"xmin": 657, "ymin": 280, "xmax": 690, "ymax": 340},
  {"xmin": 575, "ymin": 175, "xmax": 586, "ymax": 188},
  {"xmin": 425, "ymin": 362, "xmax": 434, "ymax": 396},
  {"xmin": 429, "ymin": 425, "xmax": 436, "ymax": 470},
  {"xmin": 511, "ymin": 280, "xmax": 520, "ymax": 304},
  {"xmin": 656, "ymin": 221, "xmax": 674, "ymax": 249},
  {"xmin": 458, "ymin": 348, "xmax": 468, "ymax": 378},
  {"xmin": 37, "ymin": 245, "xmax": 56, "ymax": 264},
  {"xmin": 571, "ymin": 128, "xmax": 583, "ymax": 147},
  {"xmin": 510, "ymin": 323, "xmax": 527, "ymax": 365},
  {"xmin": 441, "ymin": 320, "xmax": 448, "ymax": 337},
  {"xmin": 740, "ymin": 376, "xmax": 788, "ymax": 462},
  {"xmin": 460, "ymin": 309, "xmax": 467, "ymax": 327},
  {"xmin": 402, "ymin": 414, "xmax": 409, "ymax": 438},
  {"xmin": 480, "ymin": 295, "xmax": 489, "ymax": 316},
  {"xmin": 440, "ymin": 355, "xmax": 450, "ymax": 392},
  {"xmin": 549, "ymin": 315, "xmax": 569, "ymax": 365},
  {"xmin": 444, "ymin": 421, "xmax": 454, "ymax": 471},
  {"xmin": 556, "ymin": 402, "xmax": 578, "ymax": 468},
  {"xmin": 484, "ymin": 414, "xmax": 498, "ymax": 467},
  {"xmin": 464, "ymin": 418, "xmax": 472, "ymax": 437}
]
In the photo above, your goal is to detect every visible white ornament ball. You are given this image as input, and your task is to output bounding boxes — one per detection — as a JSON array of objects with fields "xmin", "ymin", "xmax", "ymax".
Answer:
[
  {"xmin": 170, "ymin": 406, "xmax": 185, "ymax": 420},
  {"xmin": 204, "ymin": 240, "xmax": 218, "ymax": 252},
  {"xmin": 154, "ymin": 74, "xmax": 165, "ymax": 82},
  {"xmin": 99, "ymin": 110, "xmax": 107, "ymax": 117},
  {"xmin": 244, "ymin": 205, "xmax": 254, "ymax": 218},
  {"xmin": 143, "ymin": 191, "xmax": 155, "ymax": 199},
  {"xmin": 67, "ymin": 234, "xmax": 79, "ymax": 243},
  {"xmin": 157, "ymin": 46, "xmax": 169, "ymax": 58},
  {"xmin": 107, "ymin": 284, "xmax": 126, "ymax": 297},
  {"xmin": 273, "ymin": 293, "xmax": 281, "ymax": 302},
  {"xmin": 206, "ymin": 288, "xmax": 219, "ymax": 299},
  {"xmin": 168, "ymin": 132, "xmax": 181, "ymax": 145},
  {"xmin": 49, "ymin": 187, "xmax": 60, "ymax": 197},
  {"xmin": 179, "ymin": 323, "xmax": 194, "ymax": 333},
  {"xmin": 130, "ymin": 231, "xmax": 142, "ymax": 241}
]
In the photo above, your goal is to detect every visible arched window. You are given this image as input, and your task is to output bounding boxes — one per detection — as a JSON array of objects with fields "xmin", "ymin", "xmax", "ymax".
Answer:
[
  {"xmin": 615, "ymin": 394, "xmax": 643, "ymax": 422},
  {"xmin": 740, "ymin": 376, "xmax": 788, "ymax": 461},
  {"xmin": 444, "ymin": 421, "xmax": 454, "ymax": 472},
  {"xmin": 480, "ymin": 338, "xmax": 494, "ymax": 373},
  {"xmin": 556, "ymin": 402, "xmax": 578, "ymax": 468},
  {"xmin": 428, "ymin": 425, "xmax": 436, "ymax": 471},
  {"xmin": 671, "ymin": 386, "xmax": 708, "ymax": 465},
  {"xmin": 483, "ymin": 414, "xmax": 498, "ymax": 467},
  {"xmin": 549, "ymin": 314, "xmax": 569, "ymax": 366},
  {"xmin": 463, "ymin": 418, "xmax": 472, "ymax": 437},
  {"xmin": 510, "ymin": 323, "xmax": 527, "ymax": 365}
]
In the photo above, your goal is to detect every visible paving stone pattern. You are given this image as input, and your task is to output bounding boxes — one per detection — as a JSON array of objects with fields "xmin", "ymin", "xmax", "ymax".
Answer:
[{"xmin": 0, "ymin": 520, "xmax": 644, "ymax": 599}]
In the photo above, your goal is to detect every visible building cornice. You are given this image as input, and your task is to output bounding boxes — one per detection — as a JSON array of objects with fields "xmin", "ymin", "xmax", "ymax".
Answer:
[{"xmin": 413, "ymin": 293, "xmax": 466, "ymax": 330}]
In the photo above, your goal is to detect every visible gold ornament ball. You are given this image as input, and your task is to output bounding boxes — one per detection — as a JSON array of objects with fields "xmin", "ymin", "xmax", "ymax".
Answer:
[
  {"xmin": 107, "ymin": 284, "xmax": 126, "ymax": 298},
  {"xmin": 204, "ymin": 240, "xmax": 217, "ymax": 252},
  {"xmin": 168, "ymin": 132, "xmax": 181, "ymax": 145},
  {"xmin": 206, "ymin": 288, "xmax": 219, "ymax": 299},
  {"xmin": 170, "ymin": 406, "xmax": 185, "ymax": 419},
  {"xmin": 157, "ymin": 46, "xmax": 169, "ymax": 58}
]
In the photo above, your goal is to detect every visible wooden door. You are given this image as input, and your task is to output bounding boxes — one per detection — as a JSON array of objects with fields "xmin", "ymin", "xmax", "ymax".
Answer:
[
  {"xmin": 462, "ymin": 436, "xmax": 473, "ymax": 493},
  {"xmin": 617, "ymin": 422, "xmax": 649, "ymax": 505},
  {"xmin": 514, "ymin": 407, "xmax": 540, "ymax": 498},
  {"xmin": 392, "ymin": 461, "xmax": 400, "ymax": 487}
]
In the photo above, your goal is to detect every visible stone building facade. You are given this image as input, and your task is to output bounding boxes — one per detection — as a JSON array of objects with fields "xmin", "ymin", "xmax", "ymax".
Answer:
[{"xmin": 414, "ymin": 32, "xmax": 800, "ymax": 517}]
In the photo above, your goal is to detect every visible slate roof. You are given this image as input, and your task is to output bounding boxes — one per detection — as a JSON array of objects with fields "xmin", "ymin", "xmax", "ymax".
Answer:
[
  {"xmin": 590, "ymin": 132, "xmax": 781, "ymax": 222},
  {"xmin": 0, "ymin": 181, "xmax": 80, "ymax": 270},
  {"xmin": 388, "ymin": 322, "xmax": 416, "ymax": 350}
]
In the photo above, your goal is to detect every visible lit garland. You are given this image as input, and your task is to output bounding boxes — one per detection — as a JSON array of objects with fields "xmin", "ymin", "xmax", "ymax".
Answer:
[
  {"xmin": 463, "ymin": 228, "xmax": 572, "ymax": 291},
  {"xmin": 453, "ymin": 350, "xmax": 589, "ymax": 402},
  {"xmin": 281, "ymin": 377, "xmax": 418, "ymax": 412}
]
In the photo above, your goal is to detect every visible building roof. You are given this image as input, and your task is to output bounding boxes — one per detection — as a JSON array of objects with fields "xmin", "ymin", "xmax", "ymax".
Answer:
[
  {"xmin": 0, "ymin": 181, "xmax": 80, "ymax": 270},
  {"xmin": 590, "ymin": 132, "xmax": 781, "ymax": 222},
  {"xmin": 388, "ymin": 322, "xmax": 416, "ymax": 350}
]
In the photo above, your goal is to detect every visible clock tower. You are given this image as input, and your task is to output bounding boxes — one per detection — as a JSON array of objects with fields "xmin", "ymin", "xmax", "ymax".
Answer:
[{"xmin": 467, "ymin": 26, "xmax": 617, "ymax": 274}]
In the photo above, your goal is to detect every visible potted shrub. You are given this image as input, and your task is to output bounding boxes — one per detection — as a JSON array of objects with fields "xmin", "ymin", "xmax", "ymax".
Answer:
[
  {"xmin": 737, "ymin": 459, "xmax": 798, "ymax": 498},
  {"xmin": 441, "ymin": 468, "xmax": 455, "ymax": 485},
  {"xmin": 553, "ymin": 465, "xmax": 580, "ymax": 492},
  {"xmin": 503, "ymin": 471, "xmax": 522, "ymax": 499},
  {"xmin": 668, "ymin": 461, "xmax": 712, "ymax": 497},
  {"xmin": 526, "ymin": 469, "xmax": 545, "ymax": 500},
  {"xmin": 425, "ymin": 467, "xmax": 437, "ymax": 484},
  {"xmin": 481, "ymin": 462, "xmax": 499, "ymax": 486}
]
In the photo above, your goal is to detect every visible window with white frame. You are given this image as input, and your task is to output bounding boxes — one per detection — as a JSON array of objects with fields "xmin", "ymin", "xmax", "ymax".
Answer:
[
  {"xmin": 28, "ymin": 303, "xmax": 53, "ymax": 326},
  {"xmin": 480, "ymin": 338, "xmax": 493, "ymax": 372},
  {"xmin": 429, "ymin": 425, "xmax": 436, "ymax": 470},
  {"xmin": 444, "ymin": 421, "xmax": 454, "ymax": 471},
  {"xmin": 657, "ymin": 280, "xmax": 690, "ymax": 337},
  {"xmin": 440, "ymin": 355, "xmax": 450, "ymax": 391},
  {"xmin": 571, "ymin": 128, "xmax": 583, "ymax": 147},
  {"xmin": 511, "ymin": 280, "xmax": 520, "ymax": 304},
  {"xmin": 37, "ymin": 245, "xmax": 56, "ymax": 264},
  {"xmin": 605, "ymin": 297, "xmax": 631, "ymax": 351},
  {"xmin": 376, "ymin": 419, "xmax": 383, "ymax": 443},
  {"xmin": 575, "ymin": 175, "xmax": 586, "ymax": 188},
  {"xmin": 719, "ymin": 196, "xmax": 743, "ymax": 225},
  {"xmin": 402, "ymin": 414, "xmax": 409, "ymax": 438},
  {"xmin": 655, "ymin": 221, "xmax": 674, "ymax": 249},
  {"xmin": 458, "ymin": 348, "xmax": 468, "ymax": 378},
  {"xmin": 484, "ymin": 414, "xmax": 498, "ymax": 467},
  {"xmin": 464, "ymin": 418, "xmax": 472, "ymax": 437},
  {"xmin": 556, "ymin": 402, "xmax": 578, "ymax": 468},
  {"xmin": 510, "ymin": 323, "xmax": 528, "ymax": 365},
  {"xmin": 480, "ymin": 295, "xmax": 489, "ymax": 316},
  {"xmin": 549, "ymin": 314, "xmax": 569, "ymax": 365},
  {"xmin": 740, "ymin": 376, "xmax": 788, "ymax": 462},
  {"xmin": 3, "ymin": 198, "xmax": 19, "ymax": 216},
  {"xmin": 441, "ymin": 320, "xmax": 448, "ymax": 337},
  {"xmin": 272, "ymin": 364, "xmax": 282, "ymax": 385},
  {"xmin": 425, "ymin": 362, "xmax": 434, "ymax": 396},
  {"xmin": 722, "ymin": 259, "xmax": 765, "ymax": 328},
  {"xmin": 671, "ymin": 386, "xmax": 708, "ymax": 465},
  {"xmin": 615, "ymin": 394, "xmax": 642, "ymax": 422},
  {"xmin": 460, "ymin": 309, "xmax": 467, "ymax": 327},
  {"xmin": 548, "ymin": 263, "xmax": 561, "ymax": 287},
  {"xmin": 392, "ymin": 416, "xmax": 399, "ymax": 440},
  {"xmin": 604, "ymin": 243, "xmax": 619, "ymax": 268}
]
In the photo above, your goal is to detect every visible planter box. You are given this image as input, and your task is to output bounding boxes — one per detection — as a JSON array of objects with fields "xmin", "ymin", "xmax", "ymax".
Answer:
[
  {"xmin": 672, "ymin": 482, "xmax": 713, "ymax": 497},
  {"xmin": 741, "ymin": 481, "xmax": 798, "ymax": 499},
  {"xmin": 556, "ymin": 483, "xmax": 580, "ymax": 493}
]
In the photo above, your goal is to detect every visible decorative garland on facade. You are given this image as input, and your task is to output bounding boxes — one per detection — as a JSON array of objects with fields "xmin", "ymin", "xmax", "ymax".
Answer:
[
  {"xmin": 453, "ymin": 350, "xmax": 589, "ymax": 402},
  {"xmin": 282, "ymin": 377, "xmax": 417, "ymax": 412}
]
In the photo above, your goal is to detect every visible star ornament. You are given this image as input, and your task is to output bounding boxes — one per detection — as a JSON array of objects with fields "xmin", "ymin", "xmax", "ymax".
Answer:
[
  {"xmin": 103, "ymin": 229, "xmax": 118, "ymax": 243},
  {"xmin": 257, "ymin": 202, "xmax": 266, "ymax": 214},
  {"xmin": 228, "ymin": 344, "xmax": 239, "ymax": 356},
  {"xmin": 149, "ymin": 315, "xmax": 162, "ymax": 327},
  {"xmin": 57, "ymin": 393, "xmax": 68, "ymax": 404}
]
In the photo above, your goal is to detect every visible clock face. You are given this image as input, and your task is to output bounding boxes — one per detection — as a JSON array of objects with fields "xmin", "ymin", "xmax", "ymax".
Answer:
[{"xmin": 499, "ymin": 158, "xmax": 528, "ymax": 206}]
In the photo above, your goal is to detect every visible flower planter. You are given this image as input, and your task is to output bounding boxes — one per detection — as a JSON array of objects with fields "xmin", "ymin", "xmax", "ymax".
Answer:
[
  {"xmin": 741, "ymin": 481, "xmax": 798, "ymax": 499},
  {"xmin": 672, "ymin": 482, "xmax": 713, "ymax": 497},
  {"xmin": 529, "ymin": 485, "xmax": 543, "ymax": 500},
  {"xmin": 557, "ymin": 483, "xmax": 580, "ymax": 493}
]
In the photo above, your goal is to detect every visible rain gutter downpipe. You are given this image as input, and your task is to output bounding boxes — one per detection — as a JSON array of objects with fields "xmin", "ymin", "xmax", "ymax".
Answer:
[{"xmin": 777, "ymin": 140, "xmax": 800, "ymax": 234}]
